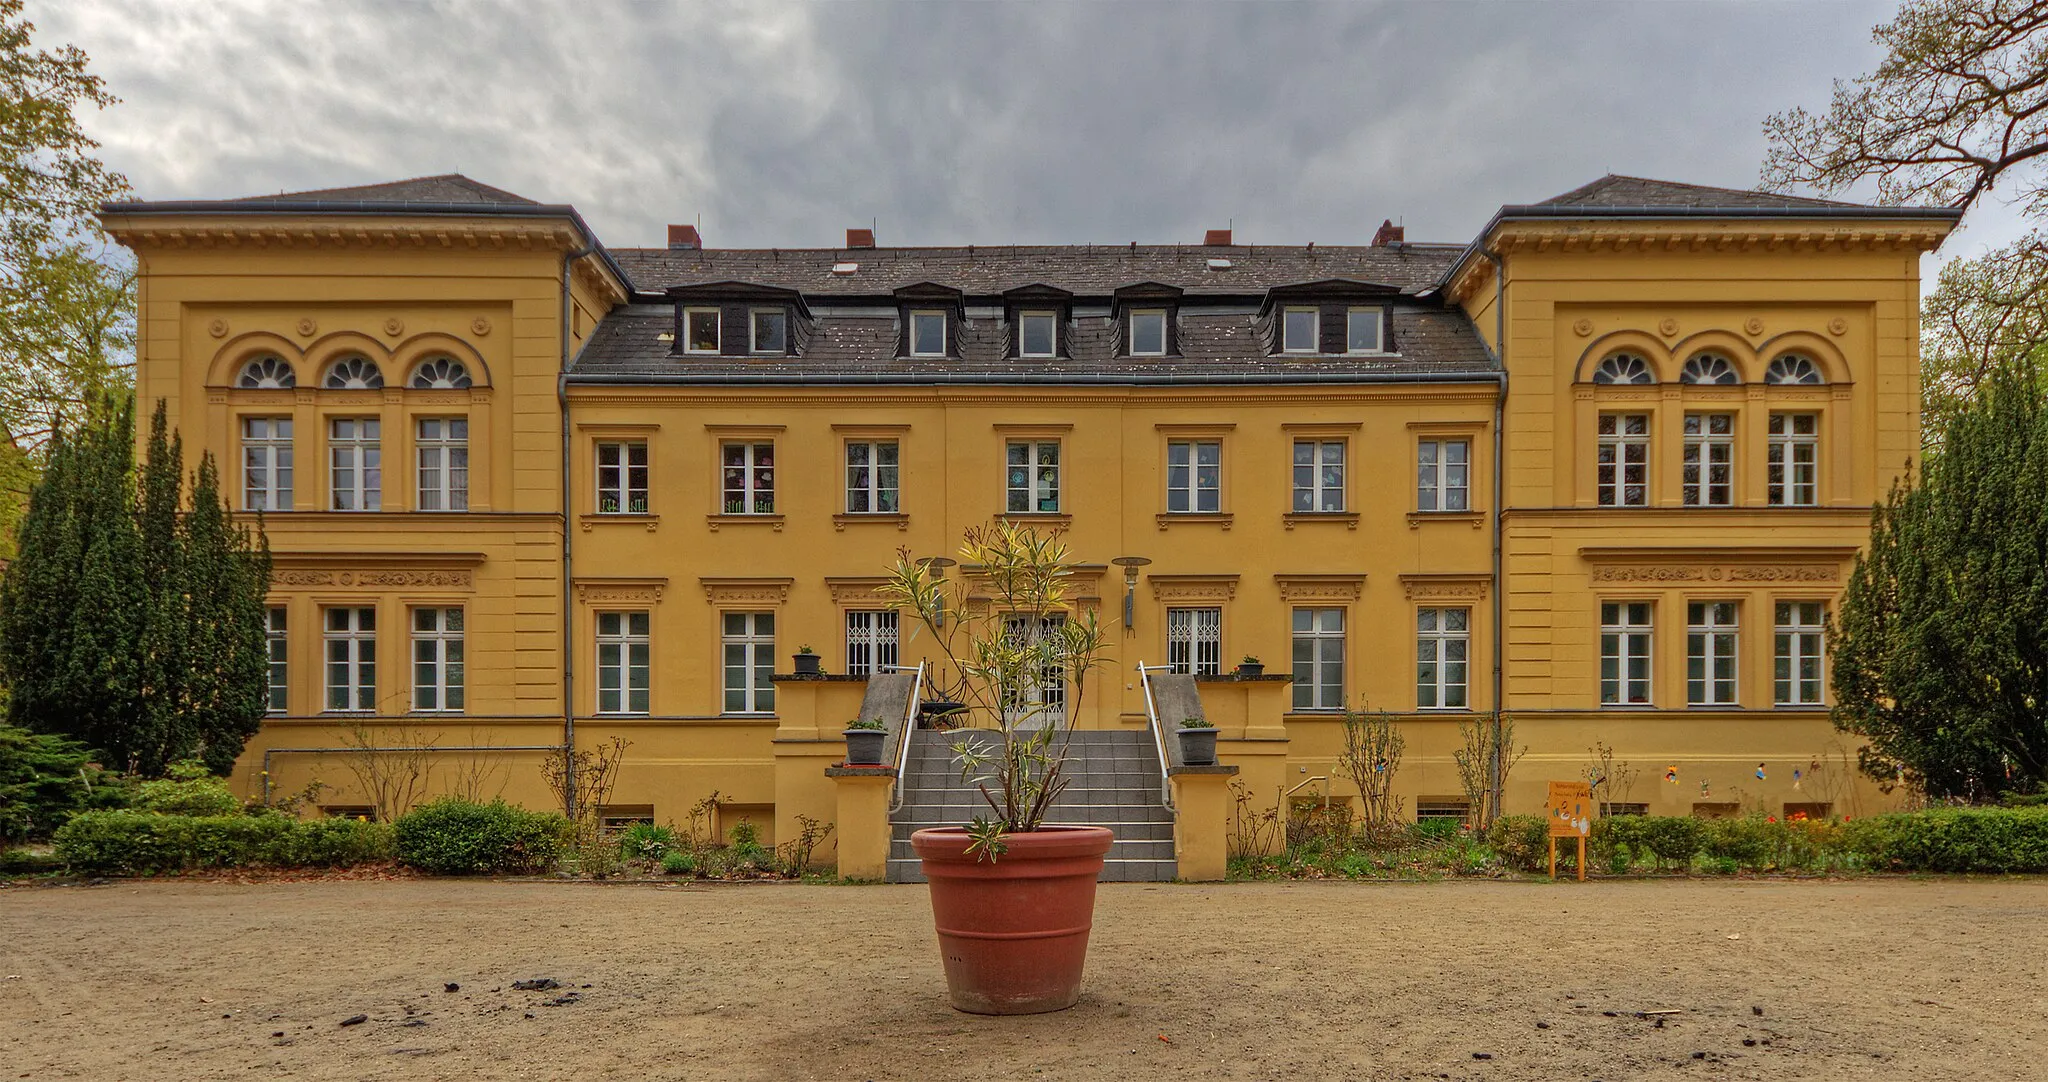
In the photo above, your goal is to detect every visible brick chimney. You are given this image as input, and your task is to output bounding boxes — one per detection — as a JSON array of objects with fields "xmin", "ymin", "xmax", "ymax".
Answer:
[
  {"xmin": 1372, "ymin": 219, "xmax": 1405, "ymax": 247},
  {"xmin": 846, "ymin": 227, "xmax": 876, "ymax": 249},
  {"xmin": 1203, "ymin": 228, "xmax": 1233, "ymax": 246},
  {"xmin": 667, "ymin": 224, "xmax": 701, "ymax": 250}
]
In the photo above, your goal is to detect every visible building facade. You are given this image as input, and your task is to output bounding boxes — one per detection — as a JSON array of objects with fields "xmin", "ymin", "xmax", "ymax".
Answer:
[{"xmin": 101, "ymin": 174, "xmax": 1957, "ymax": 854}]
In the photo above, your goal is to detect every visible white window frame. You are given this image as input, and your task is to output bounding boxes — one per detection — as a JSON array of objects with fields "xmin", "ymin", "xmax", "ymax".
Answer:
[
  {"xmin": 415, "ymin": 417, "xmax": 469, "ymax": 512},
  {"xmin": 1417, "ymin": 438, "xmax": 1470, "ymax": 512},
  {"xmin": 1291, "ymin": 607, "xmax": 1346, "ymax": 711},
  {"xmin": 844, "ymin": 440, "xmax": 899, "ymax": 514},
  {"xmin": 1167, "ymin": 607, "xmax": 1223, "ymax": 677},
  {"xmin": 596, "ymin": 611, "xmax": 651, "ymax": 715},
  {"xmin": 328, "ymin": 418, "xmax": 381, "ymax": 512},
  {"xmin": 750, "ymin": 307, "xmax": 788, "ymax": 354},
  {"xmin": 1018, "ymin": 311, "xmax": 1058, "ymax": 358},
  {"xmin": 1006, "ymin": 440, "xmax": 1061, "ymax": 514},
  {"xmin": 1291, "ymin": 439, "xmax": 1346, "ymax": 513},
  {"xmin": 1346, "ymin": 307, "xmax": 1384, "ymax": 354},
  {"xmin": 722, "ymin": 611, "xmax": 776, "ymax": 715},
  {"xmin": 1416, "ymin": 607, "xmax": 1470, "ymax": 710},
  {"xmin": 1775, "ymin": 601, "xmax": 1826, "ymax": 706},
  {"xmin": 266, "ymin": 606, "xmax": 288, "ymax": 714},
  {"xmin": 241, "ymin": 416, "xmax": 293, "ymax": 512},
  {"xmin": 323, "ymin": 606, "xmax": 376, "ymax": 713},
  {"xmin": 1599, "ymin": 601, "xmax": 1653, "ymax": 706},
  {"xmin": 909, "ymin": 310, "xmax": 948, "ymax": 357},
  {"xmin": 1281, "ymin": 306, "xmax": 1320, "ymax": 353},
  {"xmin": 1768, "ymin": 413, "xmax": 1820, "ymax": 506},
  {"xmin": 721, "ymin": 441, "xmax": 776, "ymax": 515},
  {"xmin": 1129, "ymin": 309, "xmax": 1168, "ymax": 356},
  {"xmin": 411, "ymin": 607, "xmax": 465, "ymax": 713},
  {"xmin": 1682, "ymin": 413, "xmax": 1734, "ymax": 507},
  {"xmin": 1166, "ymin": 439, "xmax": 1221, "ymax": 514},
  {"xmin": 845, "ymin": 609, "xmax": 899, "ymax": 678},
  {"xmin": 684, "ymin": 307, "xmax": 721, "ymax": 354},
  {"xmin": 1001, "ymin": 614, "xmax": 1067, "ymax": 723},
  {"xmin": 1686, "ymin": 601, "xmax": 1739, "ymax": 707},
  {"xmin": 1597, "ymin": 413, "xmax": 1650, "ymax": 507},
  {"xmin": 594, "ymin": 441, "xmax": 648, "ymax": 515}
]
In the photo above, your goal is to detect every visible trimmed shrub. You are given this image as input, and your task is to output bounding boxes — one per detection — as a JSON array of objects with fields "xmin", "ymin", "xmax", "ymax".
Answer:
[
  {"xmin": 132, "ymin": 762, "xmax": 241, "ymax": 818},
  {"xmin": 1841, "ymin": 806, "xmax": 2048, "ymax": 873},
  {"xmin": 1487, "ymin": 814, "xmax": 1546, "ymax": 872},
  {"xmin": 1595, "ymin": 815, "xmax": 1706, "ymax": 869},
  {"xmin": 52, "ymin": 811, "xmax": 393, "ymax": 874},
  {"xmin": 394, "ymin": 798, "xmax": 570, "ymax": 876}
]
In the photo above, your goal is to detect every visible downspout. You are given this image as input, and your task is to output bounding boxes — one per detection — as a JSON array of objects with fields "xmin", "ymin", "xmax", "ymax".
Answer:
[
  {"xmin": 559, "ymin": 244, "xmax": 593, "ymax": 819},
  {"xmin": 1485, "ymin": 246, "xmax": 1509, "ymax": 825}
]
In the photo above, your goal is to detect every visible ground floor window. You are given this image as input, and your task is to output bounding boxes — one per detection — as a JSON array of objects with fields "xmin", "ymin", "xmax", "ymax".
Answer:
[
  {"xmin": 596, "ymin": 611, "xmax": 650, "ymax": 715},
  {"xmin": 411, "ymin": 607, "xmax": 465, "ymax": 713},
  {"xmin": 845, "ymin": 609, "xmax": 899, "ymax": 677},
  {"xmin": 1291, "ymin": 607, "xmax": 1345, "ymax": 711},
  {"xmin": 323, "ymin": 606, "xmax": 376, "ymax": 712},
  {"xmin": 723, "ymin": 612, "xmax": 775, "ymax": 714},
  {"xmin": 1416, "ymin": 607, "xmax": 1469, "ymax": 709},
  {"xmin": 1599, "ymin": 602, "xmax": 1653, "ymax": 706},
  {"xmin": 1167, "ymin": 606, "xmax": 1222, "ymax": 676},
  {"xmin": 1775, "ymin": 601, "xmax": 1825, "ymax": 706},
  {"xmin": 1002, "ymin": 614, "xmax": 1066, "ymax": 722},
  {"xmin": 266, "ymin": 606, "xmax": 288, "ymax": 714}
]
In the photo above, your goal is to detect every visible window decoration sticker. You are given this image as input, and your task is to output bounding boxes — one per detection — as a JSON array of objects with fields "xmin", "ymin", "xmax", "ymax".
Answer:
[
  {"xmin": 1755, "ymin": 763, "xmax": 1768, "ymax": 781},
  {"xmin": 1665, "ymin": 765, "xmax": 1679, "ymax": 783}
]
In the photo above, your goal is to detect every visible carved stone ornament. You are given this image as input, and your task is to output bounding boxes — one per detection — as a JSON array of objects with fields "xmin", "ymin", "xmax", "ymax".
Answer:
[
  {"xmin": 825, "ymin": 578, "xmax": 893, "ymax": 605},
  {"xmin": 575, "ymin": 579, "xmax": 666, "ymax": 605},
  {"xmin": 1657, "ymin": 318, "xmax": 1679, "ymax": 338},
  {"xmin": 1274, "ymin": 574, "xmax": 1366, "ymax": 603},
  {"xmin": 1743, "ymin": 317, "xmax": 1765, "ymax": 336},
  {"xmin": 207, "ymin": 318, "xmax": 229, "ymax": 338},
  {"xmin": 1147, "ymin": 576, "xmax": 1240, "ymax": 604},
  {"xmin": 296, "ymin": 317, "xmax": 318, "ymax": 337},
  {"xmin": 272, "ymin": 569, "xmax": 473, "ymax": 589},
  {"xmin": 1589, "ymin": 565, "xmax": 1839, "ymax": 584},
  {"xmin": 383, "ymin": 317, "xmax": 405, "ymax": 337},
  {"xmin": 1828, "ymin": 317, "xmax": 1848, "ymax": 336},
  {"xmin": 1399, "ymin": 575, "xmax": 1490, "ymax": 601},
  {"xmin": 700, "ymin": 578, "xmax": 793, "ymax": 605},
  {"xmin": 471, "ymin": 317, "xmax": 493, "ymax": 336},
  {"xmin": 1572, "ymin": 318, "xmax": 1594, "ymax": 337}
]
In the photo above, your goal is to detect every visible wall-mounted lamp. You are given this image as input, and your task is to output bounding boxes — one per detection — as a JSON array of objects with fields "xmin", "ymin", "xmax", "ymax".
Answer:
[
  {"xmin": 1110, "ymin": 556, "xmax": 1152, "ymax": 630},
  {"xmin": 918, "ymin": 556, "xmax": 957, "ymax": 627}
]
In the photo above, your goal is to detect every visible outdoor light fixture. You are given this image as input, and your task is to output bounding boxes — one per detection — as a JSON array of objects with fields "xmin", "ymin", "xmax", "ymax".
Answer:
[
  {"xmin": 1110, "ymin": 556, "xmax": 1151, "ymax": 630},
  {"xmin": 919, "ymin": 556, "xmax": 957, "ymax": 626}
]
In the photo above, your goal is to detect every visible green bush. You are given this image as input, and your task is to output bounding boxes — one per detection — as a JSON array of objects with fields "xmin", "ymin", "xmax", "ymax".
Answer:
[
  {"xmin": 617, "ymin": 822, "xmax": 677, "ymax": 861},
  {"xmin": 0, "ymin": 848, "xmax": 63, "ymax": 875},
  {"xmin": 661, "ymin": 850, "xmax": 697, "ymax": 876},
  {"xmin": 1486, "ymin": 814, "xmax": 1546, "ymax": 872},
  {"xmin": 131, "ymin": 761, "xmax": 241, "ymax": 817},
  {"xmin": 52, "ymin": 811, "xmax": 393, "ymax": 874},
  {"xmin": 1841, "ymin": 806, "xmax": 2048, "ymax": 873},
  {"xmin": 1595, "ymin": 815, "xmax": 1706, "ymax": 869},
  {"xmin": 394, "ymin": 798, "xmax": 570, "ymax": 876},
  {"xmin": 0, "ymin": 725, "xmax": 131, "ymax": 843}
]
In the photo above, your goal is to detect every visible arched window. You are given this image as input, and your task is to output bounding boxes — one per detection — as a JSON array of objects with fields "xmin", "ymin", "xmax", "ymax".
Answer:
[
  {"xmin": 323, "ymin": 356, "xmax": 385, "ymax": 390},
  {"xmin": 1592, "ymin": 352, "xmax": 1655, "ymax": 385},
  {"xmin": 1679, "ymin": 353, "xmax": 1740, "ymax": 385},
  {"xmin": 237, "ymin": 355, "xmax": 296, "ymax": 389},
  {"xmin": 1765, "ymin": 354, "xmax": 1825, "ymax": 385},
  {"xmin": 409, "ymin": 356, "xmax": 473, "ymax": 389}
]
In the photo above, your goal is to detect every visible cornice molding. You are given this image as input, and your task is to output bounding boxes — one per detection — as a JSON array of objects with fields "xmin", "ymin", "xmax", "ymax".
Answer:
[
  {"xmin": 1274, "ymin": 573, "xmax": 1366, "ymax": 603},
  {"xmin": 700, "ymin": 576, "xmax": 794, "ymax": 605},
  {"xmin": 1146, "ymin": 574, "xmax": 1240, "ymax": 603},
  {"xmin": 1399, "ymin": 573, "xmax": 1491, "ymax": 602},
  {"xmin": 562, "ymin": 387, "xmax": 1500, "ymax": 410},
  {"xmin": 575, "ymin": 577, "xmax": 668, "ymax": 605}
]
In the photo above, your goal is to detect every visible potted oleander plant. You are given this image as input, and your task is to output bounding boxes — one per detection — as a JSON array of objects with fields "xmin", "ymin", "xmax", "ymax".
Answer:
[
  {"xmin": 1236, "ymin": 654, "xmax": 1264, "ymax": 678},
  {"xmin": 1177, "ymin": 715, "xmax": 1218, "ymax": 766},
  {"xmin": 792, "ymin": 644, "xmax": 822, "ymax": 676},
  {"xmin": 880, "ymin": 520, "xmax": 1112, "ymax": 1015},
  {"xmin": 843, "ymin": 717, "xmax": 888, "ymax": 765}
]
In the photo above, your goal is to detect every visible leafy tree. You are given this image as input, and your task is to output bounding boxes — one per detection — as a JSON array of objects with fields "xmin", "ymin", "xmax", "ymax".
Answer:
[{"xmin": 1830, "ymin": 355, "xmax": 2048, "ymax": 801}]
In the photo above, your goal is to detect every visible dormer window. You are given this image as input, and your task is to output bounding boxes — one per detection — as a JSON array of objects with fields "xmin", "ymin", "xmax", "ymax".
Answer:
[
  {"xmin": 909, "ymin": 310, "xmax": 948, "ymax": 357},
  {"xmin": 751, "ymin": 308, "xmax": 788, "ymax": 354},
  {"xmin": 1018, "ymin": 311, "xmax": 1058, "ymax": 358},
  {"xmin": 684, "ymin": 308, "xmax": 721, "ymax": 354},
  {"xmin": 1129, "ymin": 310, "xmax": 1168, "ymax": 356},
  {"xmin": 1282, "ymin": 307, "xmax": 1320, "ymax": 353},
  {"xmin": 1347, "ymin": 308, "xmax": 1384, "ymax": 353}
]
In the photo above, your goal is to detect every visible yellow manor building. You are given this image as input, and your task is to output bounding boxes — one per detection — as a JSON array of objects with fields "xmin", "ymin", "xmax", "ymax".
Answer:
[{"xmin": 102, "ymin": 173, "xmax": 1958, "ymax": 878}]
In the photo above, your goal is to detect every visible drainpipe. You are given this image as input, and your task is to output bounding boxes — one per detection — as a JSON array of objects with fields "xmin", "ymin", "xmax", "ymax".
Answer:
[
  {"xmin": 559, "ymin": 244, "xmax": 593, "ymax": 819},
  {"xmin": 1484, "ymin": 246, "xmax": 1509, "ymax": 825}
]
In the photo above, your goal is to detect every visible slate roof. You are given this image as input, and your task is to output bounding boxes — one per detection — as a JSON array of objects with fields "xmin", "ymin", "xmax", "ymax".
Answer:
[
  {"xmin": 1535, "ymin": 175, "xmax": 1863, "ymax": 211},
  {"xmin": 241, "ymin": 174, "xmax": 541, "ymax": 206}
]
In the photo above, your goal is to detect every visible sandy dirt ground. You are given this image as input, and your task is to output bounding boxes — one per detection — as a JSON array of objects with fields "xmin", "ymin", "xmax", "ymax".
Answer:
[{"xmin": 2, "ymin": 877, "xmax": 2045, "ymax": 1081}]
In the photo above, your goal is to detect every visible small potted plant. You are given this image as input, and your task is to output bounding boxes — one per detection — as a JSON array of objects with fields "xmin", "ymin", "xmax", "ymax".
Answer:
[
  {"xmin": 1236, "ymin": 654, "xmax": 1264, "ymax": 678},
  {"xmin": 793, "ymin": 644, "xmax": 822, "ymax": 676},
  {"xmin": 843, "ymin": 717, "xmax": 888, "ymax": 765},
  {"xmin": 1177, "ymin": 715, "xmax": 1218, "ymax": 766}
]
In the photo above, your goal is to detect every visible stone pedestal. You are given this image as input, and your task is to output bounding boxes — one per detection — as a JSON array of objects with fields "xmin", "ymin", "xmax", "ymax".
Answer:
[
  {"xmin": 825, "ymin": 765, "xmax": 897, "ymax": 881},
  {"xmin": 1167, "ymin": 764, "xmax": 1239, "ymax": 882}
]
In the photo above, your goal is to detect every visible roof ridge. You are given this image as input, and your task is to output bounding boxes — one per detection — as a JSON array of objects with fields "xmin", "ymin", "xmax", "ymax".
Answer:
[{"xmin": 241, "ymin": 173, "xmax": 541, "ymax": 205}]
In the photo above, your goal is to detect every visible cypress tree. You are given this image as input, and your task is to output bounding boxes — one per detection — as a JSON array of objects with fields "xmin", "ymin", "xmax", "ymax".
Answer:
[
  {"xmin": 180, "ymin": 450, "xmax": 270, "ymax": 774},
  {"xmin": 134, "ymin": 400, "xmax": 186, "ymax": 773}
]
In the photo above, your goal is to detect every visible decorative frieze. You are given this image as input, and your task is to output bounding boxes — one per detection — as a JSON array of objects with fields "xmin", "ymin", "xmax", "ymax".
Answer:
[
  {"xmin": 273, "ymin": 568, "xmax": 472, "ymax": 589},
  {"xmin": 1399, "ymin": 574, "xmax": 1490, "ymax": 601},
  {"xmin": 1147, "ymin": 575, "xmax": 1239, "ymax": 604},
  {"xmin": 1588, "ymin": 564, "xmax": 1839, "ymax": 584},
  {"xmin": 1274, "ymin": 574, "xmax": 1365, "ymax": 603},
  {"xmin": 700, "ymin": 577, "xmax": 793, "ymax": 605},
  {"xmin": 576, "ymin": 578, "xmax": 667, "ymax": 605}
]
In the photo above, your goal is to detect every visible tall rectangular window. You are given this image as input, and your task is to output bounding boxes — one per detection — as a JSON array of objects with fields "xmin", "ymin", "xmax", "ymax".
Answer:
[
  {"xmin": 1599, "ymin": 602, "xmax": 1653, "ymax": 706},
  {"xmin": 1682, "ymin": 413, "xmax": 1734, "ymax": 507},
  {"xmin": 411, "ymin": 607, "xmax": 465, "ymax": 713},
  {"xmin": 1417, "ymin": 439, "xmax": 1470, "ymax": 512},
  {"xmin": 684, "ymin": 307, "xmax": 720, "ymax": 353},
  {"xmin": 1291, "ymin": 440, "xmax": 1345, "ymax": 513},
  {"xmin": 1006, "ymin": 441, "xmax": 1061, "ymax": 513},
  {"xmin": 1018, "ymin": 311, "xmax": 1057, "ymax": 358},
  {"xmin": 1597, "ymin": 414, "xmax": 1649, "ymax": 507},
  {"xmin": 722, "ymin": 612, "xmax": 775, "ymax": 714},
  {"xmin": 1768, "ymin": 413, "xmax": 1819, "ymax": 506},
  {"xmin": 1416, "ymin": 607, "xmax": 1469, "ymax": 710},
  {"xmin": 416, "ymin": 418, "xmax": 469, "ymax": 512},
  {"xmin": 596, "ymin": 611, "xmax": 650, "ymax": 715},
  {"xmin": 323, "ymin": 606, "xmax": 376, "ymax": 712},
  {"xmin": 1281, "ymin": 306, "xmax": 1319, "ymax": 352},
  {"xmin": 595, "ymin": 441, "xmax": 648, "ymax": 514},
  {"xmin": 242, "ymin": 417, "xmax": 293, "ymax": 512},
  {"xmin": 750, "ymin": 308, "xmax": 787, "ymax": 354},
  {"xmin": 845, "ymin": 610, "xmax": 899, "ymax": 678},
  {"xmin": 1167, "ymin": 440, "xmax": 1221, "ymax": 513},
  {"xmin": 1347, "ymin": 307, "xmax": 1383, "ymax": 353},
  {"xmin": 1686, "ymin": 601, "xmax": 1739, "ymax": 706},
  {"xmin": 1001, "ymin": 615, "xmax": 1066, "ymax": 721},
  {"xmin": 909, "ymin": 310, "xmax": 947, "ymax": 356},
  {"xmin": 329, "ymin": 418, "xmax": 381, "ymax": 511},
  {"xmin": 845, "ymin": 441, "xmax": 899, "ymax": 514},
  {"xmin": 721, "ymin": 442, "xmax": 775, "ymax": 515},
  {"xmin": 266, "ymin": 606, "xmax": 288, "ymax": 714},
  {"xmin": 1775, "ymin": 601, "xmax": 1825, "ymax": 706},
  {"xmin": 1291, "ymin": 607, "xmax": 1345, "ymax": 711},
  {"xmin": 1167, "ymin": 607, "xmax": 1222, "ymax": 677},
  {"xmin": 1129, "ymin": 310, "xmax": 1167, "ymax": 356}
]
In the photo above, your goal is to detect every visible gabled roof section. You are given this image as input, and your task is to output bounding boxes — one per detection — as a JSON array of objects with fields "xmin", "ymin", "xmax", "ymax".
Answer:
[
  {"xmin": 240, "ymin": 174, "xmax": 541, "ymax": 206},
  {"xmin": 1536, "ymin": 174, "xmax": 1861, "ymax": 211}
]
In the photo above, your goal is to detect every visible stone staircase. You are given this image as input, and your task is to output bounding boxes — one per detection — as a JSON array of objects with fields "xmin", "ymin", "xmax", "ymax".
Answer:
[{"xmin": 886, "ymin": 728, "xmax": 1177, "ymax": 883}]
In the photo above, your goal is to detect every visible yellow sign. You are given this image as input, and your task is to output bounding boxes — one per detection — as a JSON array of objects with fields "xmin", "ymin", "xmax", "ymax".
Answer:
[{"xmin": 1547, "ymin": 781, "xmax": 1593, "ymax": 838}]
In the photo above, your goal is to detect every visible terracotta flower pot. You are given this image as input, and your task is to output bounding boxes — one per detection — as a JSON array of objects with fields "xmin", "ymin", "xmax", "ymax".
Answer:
[{"xmin": 910, "ymin": 824, "xmax": 1114, "ymax": 1015}]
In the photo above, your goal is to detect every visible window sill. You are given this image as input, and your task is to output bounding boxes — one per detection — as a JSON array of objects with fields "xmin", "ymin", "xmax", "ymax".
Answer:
[
  {"xmin": 1283, "ymin": 512, "xmax": 1359, "ymax": 530},
  {"xmin": 1406, "ymin": 511, "xmax": 1485, "ymax": 529},
  {"xmin": 833, "ymin": 512, "xmax": 908, "ymax": 531},
  {"xmin": 594, "ymin": 712, "xmax": 652, "ymax": 718},
  {"xmin": 707, "ymin": 513, "xmax": 784, "ymax": 532},
  {"xmin": 581, "ymin": 513, "xmax": 659, "ymax": 533},
  {"xmin": 999, "ymin": 512, "xmax": 1071, "ymax": 527},
  {"xmin": 1155, "ymin": 512, "xmax": 1234, "ymax": 530}
]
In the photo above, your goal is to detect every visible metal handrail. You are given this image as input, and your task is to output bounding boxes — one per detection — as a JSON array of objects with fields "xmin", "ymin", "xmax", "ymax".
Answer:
[
  {"xmin": 1135, "ymin": 662, "xmax": 1175, "ymax": 811},
  {"xmin": 1282, "ymin": 775, "xmax": 1332, "ymax": 814},
  {"xmin": 887, "ymin": 661, "xmax": 925, "ymax": 813}
]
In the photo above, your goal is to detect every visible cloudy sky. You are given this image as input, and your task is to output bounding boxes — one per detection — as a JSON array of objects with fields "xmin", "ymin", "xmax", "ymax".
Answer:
[{"xmin": 42, "ymin": 0, "xmax": 2026, "ymax": 262}]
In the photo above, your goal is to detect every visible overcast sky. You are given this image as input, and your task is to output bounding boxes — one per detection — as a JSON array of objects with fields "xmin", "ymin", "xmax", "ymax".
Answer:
[{"xmin": 41, "ymin": 0, "xmax": 2026, "ymax": 263}]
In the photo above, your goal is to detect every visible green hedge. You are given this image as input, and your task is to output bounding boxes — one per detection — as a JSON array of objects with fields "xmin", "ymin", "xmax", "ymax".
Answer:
[
  {"xmin": 1841, "ymin": 807, "xmax": 2048, "ymax": 873},
  {"xmin": 53, "ymin": 811, "xmax": 393, "ymax": 875},
  {"xmin": 1494, "ymin": 807, "xmax": 2048, "ymax": 875},
  {"xmin": 392, "ymin": 798, "xmax": 570, "ymax": 876}
]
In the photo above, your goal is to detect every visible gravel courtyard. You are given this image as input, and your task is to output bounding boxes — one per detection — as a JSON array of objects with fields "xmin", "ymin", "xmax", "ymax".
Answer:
[{"xmin": 2, "ymin": 877, "xmax": 2043, "ymax": 1081}]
